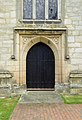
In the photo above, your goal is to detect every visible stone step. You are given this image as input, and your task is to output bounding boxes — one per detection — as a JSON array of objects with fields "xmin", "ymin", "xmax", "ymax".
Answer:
[{"xmin": 19, "ymin": 91, "xmax": 64, "ymax": 104}]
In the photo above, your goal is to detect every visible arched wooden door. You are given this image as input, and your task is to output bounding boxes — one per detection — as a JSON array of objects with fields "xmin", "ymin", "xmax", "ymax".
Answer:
[{"xmin": 26, "ymin": 42, "xmax": 55, "ymax": 89}]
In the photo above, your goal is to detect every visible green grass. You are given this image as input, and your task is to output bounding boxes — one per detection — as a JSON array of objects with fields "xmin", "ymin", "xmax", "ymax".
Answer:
[
  {"xmin": 0, "ymin": 96, "xmax": 19, "ymax": 120},
  {"xmin": 61, "ymin": 94, "xmax": 82, "ymax": 104}
]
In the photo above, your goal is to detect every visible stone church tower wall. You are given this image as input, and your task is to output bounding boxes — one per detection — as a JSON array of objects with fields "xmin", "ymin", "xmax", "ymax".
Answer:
[{"xmin": 0, "ymin": 0, "xmax": 82, "ymax": 93}]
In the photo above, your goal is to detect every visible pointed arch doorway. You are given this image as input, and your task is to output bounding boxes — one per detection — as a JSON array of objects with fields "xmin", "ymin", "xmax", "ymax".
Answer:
[{"xmin": 26, "ymin": 42, "xmax": 55, "ymax": 89}]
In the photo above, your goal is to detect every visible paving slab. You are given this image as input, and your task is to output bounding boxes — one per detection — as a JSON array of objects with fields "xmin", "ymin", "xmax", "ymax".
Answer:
[{"xmin": 19, "ymin": 91, "xmax": 63, "ymax": 103}]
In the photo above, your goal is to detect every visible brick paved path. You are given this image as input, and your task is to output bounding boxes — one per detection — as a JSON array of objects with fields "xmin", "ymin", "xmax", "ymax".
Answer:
[{"xmin": 10, "ymin": 103, "xmax": 82, "ymax": 120}]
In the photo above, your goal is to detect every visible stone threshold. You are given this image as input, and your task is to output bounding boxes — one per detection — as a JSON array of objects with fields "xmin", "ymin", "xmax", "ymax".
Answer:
[{"xmin": 27, "ymin": 88, "xmax": 55, "ymax": 91}]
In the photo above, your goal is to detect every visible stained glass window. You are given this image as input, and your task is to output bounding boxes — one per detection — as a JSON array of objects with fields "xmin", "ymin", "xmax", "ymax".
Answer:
[
  {"xmin": 36, "ymin": 0, "xmax": 45, "ymax": 20},
  {"xmin": 23, "ymin": 0, "xmax": 32, "ymax": 19},
  {"xmin": 48, "ymin": 0, "xmax": 57, "ymax": 19}
]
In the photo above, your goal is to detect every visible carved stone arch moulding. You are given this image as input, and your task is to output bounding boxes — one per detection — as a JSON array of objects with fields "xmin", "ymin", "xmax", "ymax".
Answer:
[
  {"xmin": 21, "ymin": 35, "xmax": 60, "ymax": 51},
  {"xmin": 22, "ymin": 35, "xmax": 59, "ymax": 59}
]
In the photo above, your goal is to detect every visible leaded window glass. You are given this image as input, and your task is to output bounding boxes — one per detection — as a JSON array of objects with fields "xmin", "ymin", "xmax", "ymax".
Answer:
[
  {"xmin": 49, "ymin": 0, "xmax": 57, "ymax": 19},
  {"xmin": 36, "ymin": 0, "xmax": 45, "ymax": 20},
  {"xmin": 23, "ymin": 0, "xmax": 58, "ymax": 20},
  {"xmin": 23, "ymin": 0, "xmax": 32, "ymax": 19}
]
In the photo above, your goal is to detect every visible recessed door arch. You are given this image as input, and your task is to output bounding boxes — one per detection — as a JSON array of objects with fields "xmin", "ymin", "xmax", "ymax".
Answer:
[{"xmin": 26, "ymin": 42, "xmax": 55, "ymax": 89}]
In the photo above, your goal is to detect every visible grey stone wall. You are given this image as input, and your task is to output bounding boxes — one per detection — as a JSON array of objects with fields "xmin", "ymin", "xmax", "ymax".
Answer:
[
  {"xmin": 64, "ymin": 0, "xmax": 82, "ymax": 71},
  {"xmin": 0, "ymin": 0, "xmax": 16, "ymax": 69}
]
